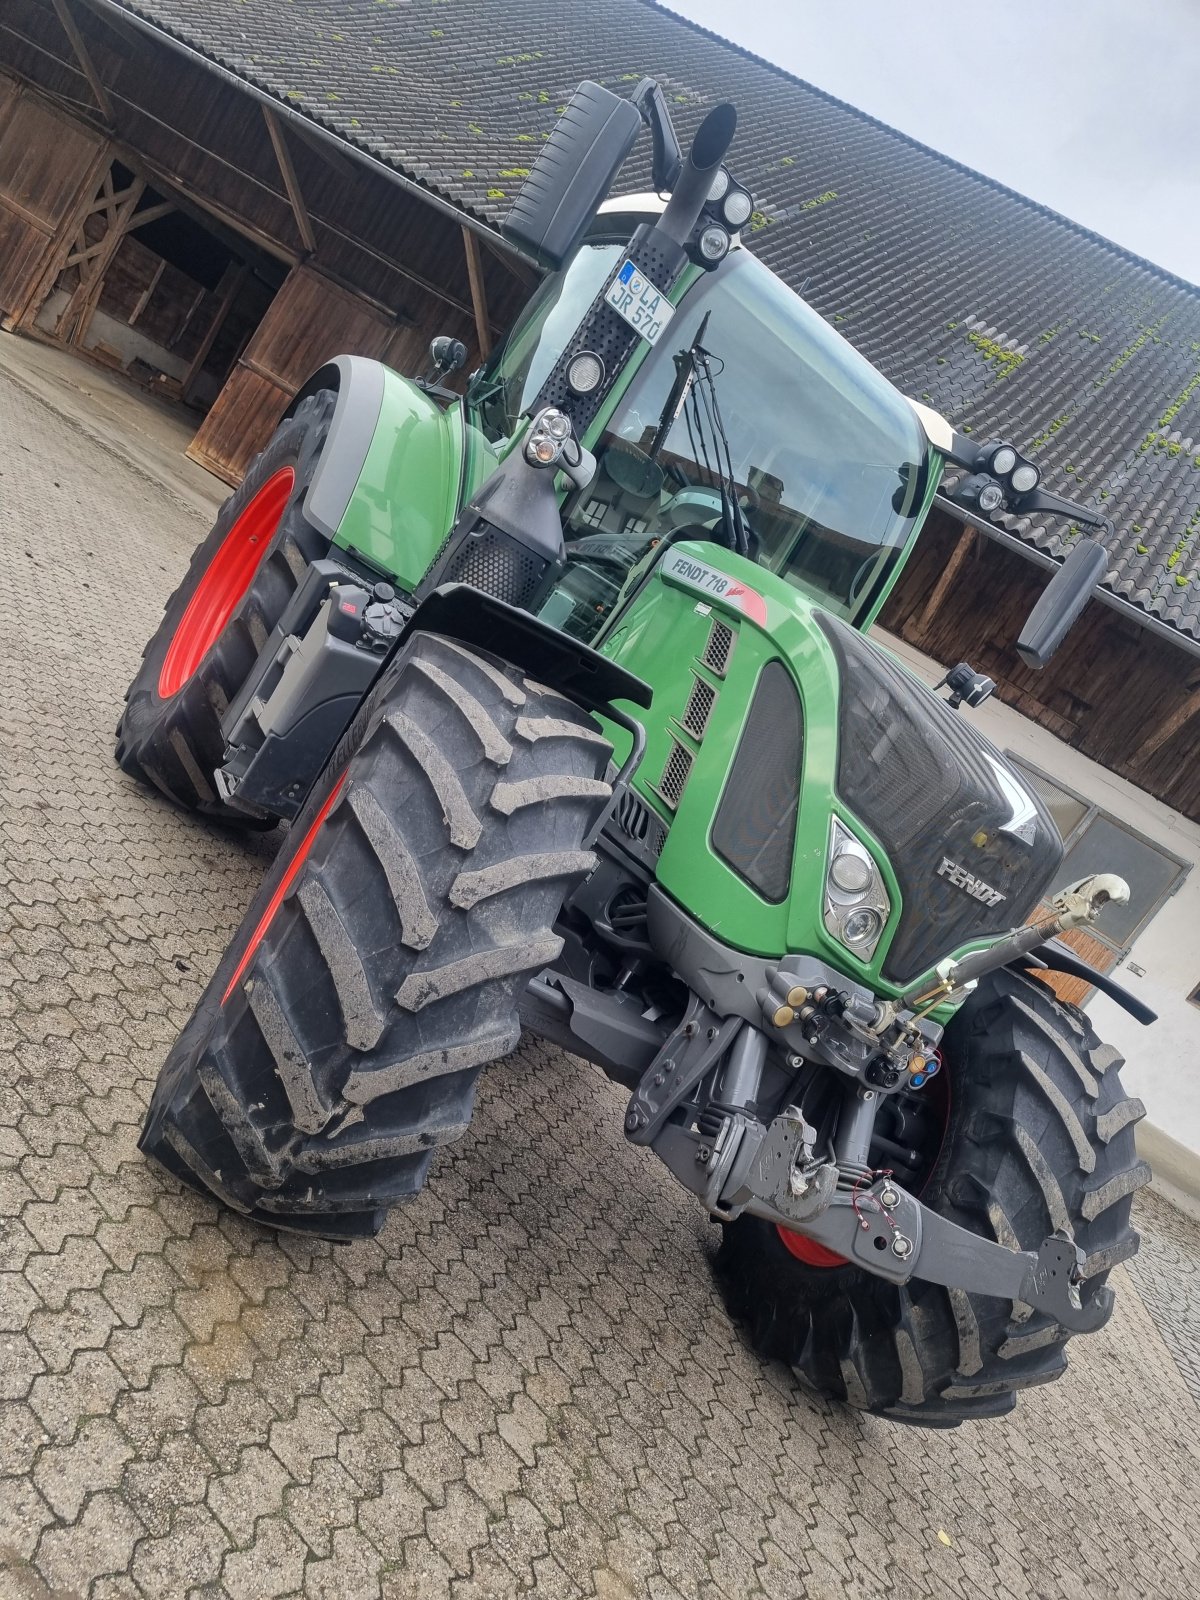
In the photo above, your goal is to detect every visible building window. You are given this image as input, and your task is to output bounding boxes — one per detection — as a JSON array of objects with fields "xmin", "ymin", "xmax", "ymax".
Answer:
[{"xmin": 1007, "ymin": 755, "xmax": 1189, "ymax": 992}]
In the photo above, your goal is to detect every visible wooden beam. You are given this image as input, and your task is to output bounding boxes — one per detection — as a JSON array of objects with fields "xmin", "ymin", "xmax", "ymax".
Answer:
[
  {"xmin": 262, "ymin": 106, "xmax": 317, "ymax": 256},
  {"xmin": 181, "ymin": 262, "xmax": 247, "ymax": 404},
  {"xmin": 51, "ymin": 0, "xmax": 113, "ymax": 122},
  {"xmin": 1132, "ymin": 680, "xmax": 1200, "ymax": 762},
  {"xmin": 903, "ymin": 523, "xmax": 976, "ymax": 642},
  {"xmin": 127, "ymin": 257, "xmax": 164, "ymax": 327},
  {"xmin": 58, "ymin": 175, "xmax": 145, "ymax": 347},
  {"xmin": 480, "ymin": 232, "xmax": 539, "ymax": 292},
  {"xmin": 126, "ymin": 200, "xmax": 176, "ymax": 232},
  {"xmin": 72, "ymin": 0, "xmax": 146, "ymax": 51},
  {"xmin": 283, "ymin": 115, "xmax": 360, "ymax": 182},
  {"xmin": 462, "ymin": 224, "xmax": 492, "ymax": 358}
]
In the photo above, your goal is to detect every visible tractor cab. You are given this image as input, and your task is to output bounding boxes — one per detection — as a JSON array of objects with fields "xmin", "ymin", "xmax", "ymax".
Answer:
[{"xmin": 464, "ymin": 209, "xmax": 939, "ymax": 644}]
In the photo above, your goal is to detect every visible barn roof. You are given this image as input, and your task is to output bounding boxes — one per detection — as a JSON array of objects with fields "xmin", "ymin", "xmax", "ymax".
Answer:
[{"xmin": 100, "ymin": 0, "xmax": 1200, "ymax": 644}]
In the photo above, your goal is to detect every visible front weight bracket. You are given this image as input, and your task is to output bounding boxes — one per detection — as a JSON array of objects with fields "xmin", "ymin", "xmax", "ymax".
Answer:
[{"xmin": 744, "ymin": 1176, "xmax": 1114, "ymax": 1334}]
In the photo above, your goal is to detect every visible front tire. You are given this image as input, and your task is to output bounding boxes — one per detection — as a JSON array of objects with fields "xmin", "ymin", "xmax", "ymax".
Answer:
[
  {"xmin": 139, "ymin": 633, "xmax": 612, "ymax": 1238},
  {"xmin": 716, "ymin": 968, "xmax": 1150, "ymax": 1424},
  {"xmin": 116, "ymin": 388, "xmax": 336, "ymax": 822}
]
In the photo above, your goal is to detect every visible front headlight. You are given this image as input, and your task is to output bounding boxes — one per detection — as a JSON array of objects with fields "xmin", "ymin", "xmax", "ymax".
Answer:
[{"xmin": 823, "ymin": 819, "xmax": 890, "ymax": 961}]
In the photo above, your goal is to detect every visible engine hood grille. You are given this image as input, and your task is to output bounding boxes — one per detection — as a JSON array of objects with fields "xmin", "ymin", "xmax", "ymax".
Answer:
[{"xmin": 816, "ymin": 614, "xmax": 1063, "ymax": 984}]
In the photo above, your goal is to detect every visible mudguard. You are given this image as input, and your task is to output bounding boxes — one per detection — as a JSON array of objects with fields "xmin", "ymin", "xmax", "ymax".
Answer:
[
  {"xmin": 285, "ymin": 355, "xmax": 467, "ymax": 592},
  {"xmin": 284, "ymin": 356, "xmax": 387, "ymax": 541}
]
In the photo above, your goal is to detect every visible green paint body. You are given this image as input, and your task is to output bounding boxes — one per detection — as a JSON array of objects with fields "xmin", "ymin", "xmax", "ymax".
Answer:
[
  {"xmin": 330, "ymin": 367, "xmax": 469, "ymax": 586},
  {"xmin": 325, "ymin": 259, "xmax": 968, "ymax": 1021},
  {"xmin": 593, "ymin": 543, "xmax": 966, "ymax": 1020}
]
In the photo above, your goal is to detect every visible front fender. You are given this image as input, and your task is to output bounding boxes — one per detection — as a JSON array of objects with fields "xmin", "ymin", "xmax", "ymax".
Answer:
[{"xmin": 287, "ymin": 356, "xmax": 466, "ymax": 595}]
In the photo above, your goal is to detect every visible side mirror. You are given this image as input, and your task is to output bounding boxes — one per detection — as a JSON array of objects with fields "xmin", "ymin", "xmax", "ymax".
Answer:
[
  {"xmin": 429, "ymin": 336, "xmax": 466, "ymax": 377},
  {"xmin": 1016, "ymin": 538, "xmax": 1108, "ymax": 670},
  {"xmin": 501, "ymin": 82, "xmax": 642, "ymax": 271}
]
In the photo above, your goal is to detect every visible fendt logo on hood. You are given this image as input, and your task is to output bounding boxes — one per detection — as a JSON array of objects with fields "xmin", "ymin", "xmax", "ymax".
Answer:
[
  {"xmin": 661, "ymin": 549, "xmax": 768, "ymax": 624},
  {"xmin": 937, "ymin": 857, "xmax": 1007, "ymax": 908}
]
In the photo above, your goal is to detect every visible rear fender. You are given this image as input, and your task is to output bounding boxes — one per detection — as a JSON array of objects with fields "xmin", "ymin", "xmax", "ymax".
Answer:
[
  {"xmin": 286, "ymin": 356, "xmax": 466, "ymax": 592},
  {"xmin": 285, "ymin": 356, "xmax": 386, "ymax": 541}
]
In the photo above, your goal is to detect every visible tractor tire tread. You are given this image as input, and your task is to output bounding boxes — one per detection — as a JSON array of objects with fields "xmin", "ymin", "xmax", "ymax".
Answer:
[
  {"xmin": 715, "ymin": 967, "xmax": 1146, "ymax": 1423},
  {"xmin": 139, "ymin": 633, "xmax": 611, "ymax": 1239}
]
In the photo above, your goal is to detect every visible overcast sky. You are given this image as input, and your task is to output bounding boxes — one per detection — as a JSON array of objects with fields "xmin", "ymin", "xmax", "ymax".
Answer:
[{"xmin": 665, "ymin": 0, "xmax": 1200, "ymax": 285}]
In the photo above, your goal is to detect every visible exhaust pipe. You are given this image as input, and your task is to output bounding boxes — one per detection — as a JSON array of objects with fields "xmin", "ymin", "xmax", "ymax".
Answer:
[{"xmin": 658, "ymin": 104, "xmax": 737, "ymax": 246}]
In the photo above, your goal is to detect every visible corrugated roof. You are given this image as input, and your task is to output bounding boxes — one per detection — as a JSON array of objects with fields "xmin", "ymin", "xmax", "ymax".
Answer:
[{"xmin": 104, "ymin": 0, "xmax": 1200, "ymax": 643}]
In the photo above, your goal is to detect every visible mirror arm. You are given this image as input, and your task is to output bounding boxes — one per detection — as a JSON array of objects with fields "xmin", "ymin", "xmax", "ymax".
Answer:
[
  {"xmin": 631, "ymin": 78, "xmax": 683, "ymax": 192},
  {"xmin": 1013, "ymin": 486, "xmax": 1112, "ymax": 535},
  {"xmin": 1015, "ymin": 536, "xmax": 1110, "ymax": 670}
]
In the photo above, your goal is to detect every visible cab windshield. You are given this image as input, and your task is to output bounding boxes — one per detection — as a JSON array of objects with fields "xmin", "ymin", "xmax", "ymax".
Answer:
[{"xmin": 467, "ymin": 238, "xmax": 929, "ymax": 628}]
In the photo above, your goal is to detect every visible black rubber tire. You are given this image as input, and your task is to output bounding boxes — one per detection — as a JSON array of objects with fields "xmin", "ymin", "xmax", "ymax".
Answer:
[
  {"xmin": 716, "ymin": 968, "xmax": 1150, "ymax": 1425},
  {"xmin": 115, "ymin": 388, "xmax": 336, "ymax": 823},
  {"xmin": 139, "ymin": 632, "xmax": 613, "ymax": 1239}
]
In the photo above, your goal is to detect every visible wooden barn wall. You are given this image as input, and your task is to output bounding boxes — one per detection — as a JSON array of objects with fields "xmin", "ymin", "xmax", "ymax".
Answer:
[
  {"xmin": 186, "ymin": 264, "xmax": 469, "ymax": 482},
  {"xmin": 0, "ymin": 74, "xmax": 107, "ymax": 323},
  {"xmin": 1, "ymin": 1, "xmax": 528, "ymax": 359},
  {"xmin": 880, "ymin": 509, "xmax": 1200, "ymax": 825}
]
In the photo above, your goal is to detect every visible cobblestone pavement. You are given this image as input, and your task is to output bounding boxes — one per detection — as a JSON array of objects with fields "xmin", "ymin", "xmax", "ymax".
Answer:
[{"xmin": 2, "ymin": 351, "xmax": 1200, "ymax": 1600}]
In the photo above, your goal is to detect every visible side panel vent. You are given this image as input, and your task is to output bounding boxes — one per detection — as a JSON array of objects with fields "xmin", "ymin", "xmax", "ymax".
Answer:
[
  {"xmin": 654, "ymin": 739, "xmax": 695, "ymax": 811},
  {"xmin": 711, "ymin": 661, "xmax": 803, "ymax": 903},
  {"xmin": 444, "ymin": 530, "xmax": 545, "ymax": 607},
  {"xmin": 701, "ymin": 618, "xmax": 736, "ymax": 677},
  {"xmin": 680, "ymin": 675, "xmax": 717, "ymax": 739},
  {"xmin": 614, "ymin": 789, "xmax": 667, "ymax": 856}
]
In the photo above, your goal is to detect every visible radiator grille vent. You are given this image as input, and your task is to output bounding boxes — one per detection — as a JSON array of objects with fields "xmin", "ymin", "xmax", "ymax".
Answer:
[
  {"xmin": 680, "ymin": 675, "xmax": 717, "ymax": 739},
  {"xmin": 701, "ymin": 618, "xmax": 736, "ymax": 677},
  {"xmin": 614, "ymin": 789, "xmax": 667, "ymax": 856},
  {"xmin": 444, "ymin": 530, "xmax": 545, "ymax": 608},
  {"xmin": 654, "ymin": 739, "xmax": 694, "ymax": 810}
]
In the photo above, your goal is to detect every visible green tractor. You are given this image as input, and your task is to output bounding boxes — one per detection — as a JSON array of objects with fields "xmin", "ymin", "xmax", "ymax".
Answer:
[{"xmin": 120, "ymin": 82, "xmax": 1151, "ymax": 1424}]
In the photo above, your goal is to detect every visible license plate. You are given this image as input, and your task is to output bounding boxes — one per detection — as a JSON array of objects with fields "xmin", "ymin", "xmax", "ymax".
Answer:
[{"xmin": 604, "ymin": 259, "xmax": 674, "ymax": 345}]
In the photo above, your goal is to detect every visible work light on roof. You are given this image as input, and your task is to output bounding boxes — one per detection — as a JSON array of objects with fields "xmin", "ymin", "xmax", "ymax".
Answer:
[
  {"xmin": 566, "ymin": 352, "xmax": 605, "ymax": 395},
  {"xmin": 1011, "ymin": 461, "xmax": 1040, "ymax": 494},
  {"xmin": 976, "ymin": 481, "xmax": 1005, "ymax": 513},
  {"xmin": 721, "ymin": 187, "xmax": 753, "ymax": 228},
  {"xmin": 990, "ymin": 445, "xmax": 1017, "ymax": 477},
  {"xmin": 698, "ymin": 224, "xmax": 731, "ymax": 264},
  {"xmin": 707, "ymin": 167, "xmax": 731, "ymax": 203}
]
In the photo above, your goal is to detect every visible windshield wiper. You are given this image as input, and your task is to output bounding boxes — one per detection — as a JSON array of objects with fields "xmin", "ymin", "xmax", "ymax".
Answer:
[{"xmin": 648, "ymin": 313, "xmax": 750, "ymax": 558}]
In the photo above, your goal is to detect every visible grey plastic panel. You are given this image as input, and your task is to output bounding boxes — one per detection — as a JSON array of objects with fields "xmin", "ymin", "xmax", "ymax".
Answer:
[{"xmin": 298, "ymin": 355, "xmax": 387, "ymax": 542}]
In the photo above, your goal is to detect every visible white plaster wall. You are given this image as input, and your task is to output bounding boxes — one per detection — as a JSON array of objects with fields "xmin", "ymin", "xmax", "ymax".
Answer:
[{"xmin": 876, "ymin": 629, "xmax": 1200, "ymax": 1160}]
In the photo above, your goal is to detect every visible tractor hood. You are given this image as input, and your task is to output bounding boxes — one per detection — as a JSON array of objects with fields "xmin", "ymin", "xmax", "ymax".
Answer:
[
  {"xmin": 814, "ymin": 612, "xmax": 1063, "ymax": 984},
  {"xmin": 597, "ymin": 541, "xmax": 1063, "ymax": 993}
]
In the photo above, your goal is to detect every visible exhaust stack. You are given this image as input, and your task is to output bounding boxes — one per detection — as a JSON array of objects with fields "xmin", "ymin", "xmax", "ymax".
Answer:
[{"xmin": 658, "ymin": 104, "xmax": 738, "ymax": 246}]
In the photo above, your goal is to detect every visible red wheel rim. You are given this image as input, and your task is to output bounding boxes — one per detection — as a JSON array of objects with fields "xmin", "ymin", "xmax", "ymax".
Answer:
[
  {"xmin": 777, "ymin": 1230, "xmax": 849, "ymax": 1269},
  {"xmin": 158, "ymin": 466, "xmax": 295, "ymax": 698},
  {"xmin": 776, "ymin": 1056, "xmax": 952, "ymax": 1270},
  {"xmin": 222, "ymin": 774, "xmax": 347, "ymax": 1005}
]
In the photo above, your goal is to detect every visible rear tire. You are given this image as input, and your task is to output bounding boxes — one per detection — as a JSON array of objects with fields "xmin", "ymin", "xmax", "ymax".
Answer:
[
  {"xmin": 139, "ymin": 632, "xmax": 612, "ymax": 1238},
  {"xmin": 116, "ymin": 388, "xmax": 336, "ymax": 823},
  {"xmin": 716, "ymin": 968, "xmax": 1150, "ymax": 1424}
]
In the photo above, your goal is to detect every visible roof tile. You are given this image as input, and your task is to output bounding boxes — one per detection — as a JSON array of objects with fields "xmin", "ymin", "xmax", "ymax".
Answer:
[{"xmin": 109, "ymin": 0, "xmax": 1200, "ymax": 641}]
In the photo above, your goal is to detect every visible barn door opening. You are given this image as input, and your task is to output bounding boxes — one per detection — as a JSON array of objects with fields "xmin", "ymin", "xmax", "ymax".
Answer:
[
  {"xmin": 1009, "ymin": 753, "xmax": 1189, "ymax": 1006},
  {"xmin": 26, "ymin": 157, "xmax": 284, "ymax": 412}
]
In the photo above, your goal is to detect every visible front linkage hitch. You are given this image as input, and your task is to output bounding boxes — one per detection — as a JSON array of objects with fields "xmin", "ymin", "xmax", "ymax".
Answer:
[
  {"xmin": 628, "ymin": 1011, "xmax": 1112, "ymax": 1335},
  {"xmin": 624, "ymin": 876, "xmax": 1133, "ymax": 1335}
]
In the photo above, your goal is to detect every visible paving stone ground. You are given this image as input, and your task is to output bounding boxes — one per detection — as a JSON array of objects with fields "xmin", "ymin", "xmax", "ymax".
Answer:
[{"xmin": 2, "ymin": 341, "xmax": 1199, "ymax": 1600}]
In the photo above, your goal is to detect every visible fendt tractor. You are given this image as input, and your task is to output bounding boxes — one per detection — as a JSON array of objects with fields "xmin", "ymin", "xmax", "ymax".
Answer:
[{"xmin": 118, "ymin": 82, "xmax": 1153, "ymax": 1425}]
